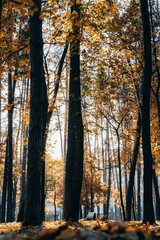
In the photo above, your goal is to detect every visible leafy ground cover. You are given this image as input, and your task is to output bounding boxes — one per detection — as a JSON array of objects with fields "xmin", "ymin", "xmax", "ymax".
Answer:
[{"xmin": 1, "ymin": 220, "xmax": 160, "ymax": 239}]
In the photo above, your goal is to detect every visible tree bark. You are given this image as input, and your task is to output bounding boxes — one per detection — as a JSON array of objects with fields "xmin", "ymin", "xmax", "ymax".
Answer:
[
  {"xmin": 23, "ymin": 0, "xmax": 48, "ymax": 226},
  {"xmin": 126, "ymin": 111, "xmax": 141, "ymax": 220},
  {"xmin": 152, "ymin": 169, "xmax": 160, "ymax": 220},
  {"xmin": 116, "ymin": 129, "xmax": 126, "ymax": 221},
  {"xmin": 137, "ymin": 162, "xmax": 141, "ymax": 220},
  {"xmin": 17, "ymin": 127, "xmax": 28, "ymax": 222},
  {"xmin": 140, "ymin": 0, "xmax": 155, "ymax": 224},
  {"xmin": 63, "ymin": 0, "xmax": 84, "ymax": 221},
  {"xmin": 6, "ymin": 73, "xmax": 14, "ymax": 222}
]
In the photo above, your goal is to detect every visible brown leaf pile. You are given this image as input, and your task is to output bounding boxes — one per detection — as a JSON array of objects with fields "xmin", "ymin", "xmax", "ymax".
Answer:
[{"xmin": 1, "ymin": 220, "xmax": 160, "ymax": 239}]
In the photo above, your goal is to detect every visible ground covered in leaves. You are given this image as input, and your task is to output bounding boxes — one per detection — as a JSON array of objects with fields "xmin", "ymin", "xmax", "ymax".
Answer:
[{"xmin": 1, "ymin": 220, "xmax": 160, "ymax": 239}]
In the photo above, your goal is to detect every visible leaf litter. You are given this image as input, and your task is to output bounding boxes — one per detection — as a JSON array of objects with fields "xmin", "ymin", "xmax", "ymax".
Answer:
[{"xmin": 1, "ymin": 220, "xmax": 160, "ymax": 239}]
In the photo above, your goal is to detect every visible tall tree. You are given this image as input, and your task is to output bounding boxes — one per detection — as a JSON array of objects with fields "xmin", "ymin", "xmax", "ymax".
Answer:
[
  {"xmin": 126, "ymin": 111, "xmax": 141, "ymax": 220},
  {"xmin": 63, "ymin": 0, "xmax": 84, "ymax": 221},
  {"xmin": 6, "ymin": 72, "xmax": 16, "ymax": 222},
  {"xmin": 23, "ymin": 0, "xmax": 48, "ymax": 226},
  {"xmin": 140, "ymin": 0, "xmax": 155, "ymax": 224}
]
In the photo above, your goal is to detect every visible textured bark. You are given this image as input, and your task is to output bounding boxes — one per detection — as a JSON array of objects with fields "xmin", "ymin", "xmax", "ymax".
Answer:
[
  {"xmin": 137, "ymin": 163, "xmax": 141, "ymax": 220},
  {"xmin": 6, "ymin": 73, "xmax": 16, "ymax": 222},
  {"xmin": 116, "ymin": 130, "xmax": 126, "ymax": 221},
  {"xmin": 140, "ymin": 0, "xmax": 155, "ymax": 224},
  {"xmin": 106, "ymin": 156, "xmax": 111, "ymax": 219},
  {"xmin": 149, "ymin": 0, "xmax": 160, "ymax": 128},
  {"xmin": 106, "ymin": 125, "xmax": 111, "ymax": 219},
  {"xmin": 153, "ymin": 170, "xmax": 160, "ymax": 220},
  {"xmin": 17, "ymin": 127, "xmax": 28, "ymax": 222},
  {"xmin": 23, "ymin": 0, "xmax": 48, "ymax": 226},
  {"xmin": 63, "ymin": 0, "xmax": 84, "ymax": 221},
  {"xmin": 126, "ymin": 111, "xmax": 141, "ymax": 220},
  {"xmin": 6, "ymin": 73, "xmax": 14, "ymax": 222}
]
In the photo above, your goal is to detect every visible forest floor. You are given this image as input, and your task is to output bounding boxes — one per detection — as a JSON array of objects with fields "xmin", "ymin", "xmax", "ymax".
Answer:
[{"xmin": 1, "ymin": 220, "xmax": 160, "ymax": 239}]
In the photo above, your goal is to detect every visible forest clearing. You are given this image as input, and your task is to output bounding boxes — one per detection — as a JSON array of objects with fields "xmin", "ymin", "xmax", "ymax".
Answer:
[{"xmin": 0, "ymin": 0, "xmax": 160, "ymax": 238}]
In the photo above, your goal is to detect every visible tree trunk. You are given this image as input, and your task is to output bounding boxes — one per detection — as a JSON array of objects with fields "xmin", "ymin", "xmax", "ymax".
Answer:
[
  {"xmin": 6, "ymin": 73, "xmax": 16, "ymax": 222},
  {"xmin": 17, "ymin": 127, "xmax": 28, "ymax": 222},
  {"xmin": 140, "ymin": 0, "xmax": 155, "ymax": 224},
  {"xmin": 126, "ymin": 111, "xmax": 141, "ymax": 220},
  {"xmin": 23, "ymin": 0, "xmax": 48, "ymax": 226},
  {"xmin": 63, "ymin": 0, "xmax": 84, "ymax": 221},
  {"xmin": 152, "ymin": 170, "xmax": 160, "ymax": 220},
  {"xmin": 106, "ymin": 156, "xmax": 111, "ymax": 219},
  {"xmin": 137, "ymin": 162, "xmax": 141, "ymax": 220},
  {"xmin": 106, "ymin": 123, "xmax": 111, "ymax": 219},
  {"xmin": 149, "ymin": 0, "xmax": 160, "ymax": 128},
  {"xmin": 116, "ymin": 129, "xmax": 126, "ymax": 221},
  {"xmin": 12, "ymin": 180, "xmax": 17, "ymax": 221}
]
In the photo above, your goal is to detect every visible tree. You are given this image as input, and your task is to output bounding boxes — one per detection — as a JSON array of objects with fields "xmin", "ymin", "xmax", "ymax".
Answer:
[
  {"xmin": 63, "ymin": 0, "xmax": 84, "ymax": 221},
  {"xmin": 126, "ymin": 111, "xmax": 141, "ymax": 220},
  {"xmin": 23, "ymin": 0, "xmax": 48, "ymax": 226},
  {"xmin": 140, "ymin": 0, "xmax": 155, "ymax": 224}
]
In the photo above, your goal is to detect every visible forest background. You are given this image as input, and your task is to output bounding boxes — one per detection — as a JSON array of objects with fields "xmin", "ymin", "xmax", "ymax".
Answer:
[{"xmin": 0, "ymin": 0, "xmax": 160, "ymax": 227}]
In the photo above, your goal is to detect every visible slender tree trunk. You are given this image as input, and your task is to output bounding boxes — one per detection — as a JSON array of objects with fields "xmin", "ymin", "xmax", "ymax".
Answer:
[
  {"xmin": 116, "ymin": 129, "xmax": 126, "ymax": 221},
  {"xmin": 17, "ymin": 78, "xmax": 29, "ymax": 222},
  {"xmin": 106, "ymin": 123, "xmax": 111, "ymax": 219},
  {"xmin": 137, "ymin": 162, "xmax": 141, "ymax": 220},
  {"xmin": 140, "ymin": 0, "xmax": 155, "ymax": 224},
  {"xmin": 132, "ymin": 189, "xmax": 137, "ymax": 221},
  {"xmin": 152, "ymin": 170, "xmax": 160, "ymax": 220},
  {"xmin": 126, "ymin": 111, "xmax": 141, "ymax": 220},
  {"xmin": 54, "ymin": 191, "xmax": 56, "ymax": 221},
  {"xmin": 12, "ymin": 180, "xmax": 17, "ymax": 221},
  {"xmin": 149, "ymin": 0, "xmax": 160, "ymax": 128},
  {"xmin": 90, "ymin": 185, "xmax": 94, "ymax": 212},
  {"xmin": 106, "ymin": 156, "xmax": 111, "ymax": 219},
  {"xmin": 6, "ymin": 73, "xmax": 16, "ymax": 222},
  {"xmin": 57, "ymin": 111, "xmax": 63, "ymax": 158},
  {"xmin": 63, "ymin": 0, "xmax": 84, "ymax": 221},
  {"xmin": 17, "ymin": 127, "xmax": 28, "ymax": 222}
]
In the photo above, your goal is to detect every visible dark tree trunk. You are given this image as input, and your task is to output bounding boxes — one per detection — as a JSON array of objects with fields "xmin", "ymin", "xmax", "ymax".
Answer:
[
  {"xmin": 90, "ymin": 186, "xmax": 94, "ymax": 212},
  {"xmin": 12, "ymin": 180, "xmax": 17, "ymax": 221},
  {"xmin": 23, "ymin": 0, "xmax": 48, "ymax": 226},
  {"xmin": 17, "ymin": 79, "xmax": 29, "ymax": 223},
  {"xmin": 137, "ymin": 163, "xmax": 141, "ymax": 220},
  {"xmin": 152, "ymin": 170, "xmax": 160, "ymax": 220},
  {"xmin": 6, "ymin": 74, "xmax": 16, "ymax": 222},
  {"xmin": 106, "ymin": 156, "xmax": 111, "ymax": 219},
  {"xmin": 116, "ymin": 130, "xmax": 126, "ymax": 221},
  {"xmin": 126, "ymin": 111, "xmax": 141, "ymax": 220},
  {"xmin": 149, "ymin": 0, "xmax": 160, "ymax": 128},
  {"xmin": 63, "ymin": 0, "xmax": 84, "ymax": 221},
  {"xmin": 17, "ymin": 127, "xmax": 28, "ymax": 222},
  {"xmin": 140, "ymin": 0, "xmax": 155, "ymax": 224}
]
